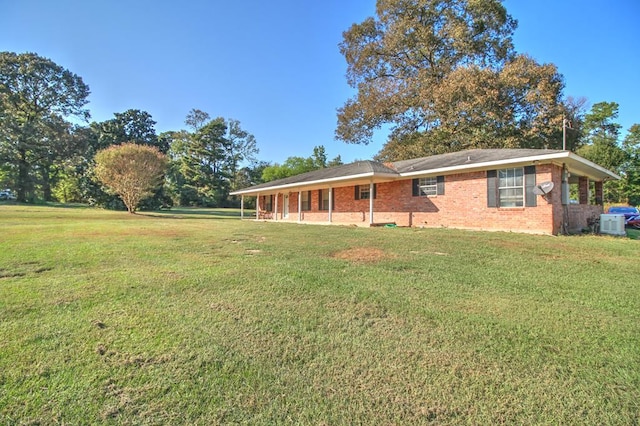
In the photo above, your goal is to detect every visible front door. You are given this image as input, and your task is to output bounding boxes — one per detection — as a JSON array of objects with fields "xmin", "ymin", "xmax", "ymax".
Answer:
[{"xmin": 283, "ymin": 194, "xmax": 289, "ymax": 218}]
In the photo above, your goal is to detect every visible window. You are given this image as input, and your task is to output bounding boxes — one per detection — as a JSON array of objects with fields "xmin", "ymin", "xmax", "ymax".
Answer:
[
  {"xmin": 412, "ymin": 176, "xmax": 444, "ymax": 196},
  {"xmin": 498, "ymin": 168, "xmax": 524, "ymax": 207},
  {"xmin": 300, "ymin": 191, "xmax": 311, "ymax": 211},
  {"xmin": 487, "ymin": 166, "xmax": 536, "ymax": 208},
  {"xmin": 319, "ymin": 189, "xmax": 332, "ymax": 211},
  {"xmin": 359, "ymin": 185, "xmax": 371, "ymax": 200},
  {"xmin": 419, "ymin": 177, "xmax": 437, "ymax": 196},
  {"xmin": 355, "ymin": 184, "xmax": 376, "ymax": 200},
  {"xmin": 263, "ymin": 195, "xmax": 273, "ymax": 211}
]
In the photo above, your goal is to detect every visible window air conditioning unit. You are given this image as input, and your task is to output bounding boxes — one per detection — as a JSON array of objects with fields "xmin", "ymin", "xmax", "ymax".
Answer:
[{"xmin": 600, "ymin": 214, "xmax": 626, "ymax": 236}]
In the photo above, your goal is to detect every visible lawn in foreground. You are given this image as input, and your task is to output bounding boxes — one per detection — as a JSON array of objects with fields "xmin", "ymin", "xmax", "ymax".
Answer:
[{"xmin": 0, "ymin": 205, "xmax": 638, "ymax": 424}]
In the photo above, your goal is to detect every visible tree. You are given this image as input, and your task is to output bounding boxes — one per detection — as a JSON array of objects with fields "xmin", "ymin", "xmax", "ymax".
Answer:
[
  {"xmin": 179, "ymin": 118, "xmax": 231, "ymax": 206},
  {"xmin": 226, "ymin": 118, "xmax": 259, "ymax": 192},
  {"xmin": 621, "ymin": 124, "xmax": 640, "ymax": 206},
  {"xmin": 169, "ymin": 113, "xmax": 259, "ymax": 207},
  {"xmin": 375, "ymin": 55, "xmax": 566, "ymax": 160},
  {"xmin": 81, "ymin": 109, "xmax": 169, "ymax": 209},
  {"xmin": 231, "ymin": 161, "xmax": 271, "ymax": 209},
  {"xmin": 0, "ymin": 51, "xmax": 90, "ymax": 201},
  {"xmin": 262, "ymin": 156, "xmax": 316, "ymax": 181},
  {"xmin": 162, "ymin": 130, "xmax": 194, "ymax": 205},
  {"xmin": 261, "ymin": 145, "xmax": 343, "ymax": 182},
  {"xmin": 185, "ymin": 109, "xmax": 210, "ymax": 132},
  {"xmin": 94, "ymin": 143, "xmax": 168, "ymax": 213},
  {"xmin": 559, "ymin": 96, "xmax": 588, "ymax": 152},
  {"xmin": 577, "ymin": 102, "xmax": 625, "ymax": 171},
  {"xmin": 577, "ymin": 102, "xmax": 627, "ymax": 203},
  {"xmin": 336, "ymin": 0, "xmax": 567, "ymax": 160},
  {"xmin": 91, "ymin": 109, "xmax": 166, "ymax": 153},
  {"xmin": 327, "ymin": 155, "xmax": 343, "ymax": 167},
  {"xmin": 312, "ymin": 145, "xmax": 328, "ymax": 168},
  {"xmin": 35, "ymin": 114, "xmax": 78, "ymax": 201}
]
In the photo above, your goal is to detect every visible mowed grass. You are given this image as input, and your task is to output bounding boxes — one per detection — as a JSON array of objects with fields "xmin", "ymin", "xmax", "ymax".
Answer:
[{"xmin": 0, "ymin": 205, "xmax": 638, "ymax": 425}]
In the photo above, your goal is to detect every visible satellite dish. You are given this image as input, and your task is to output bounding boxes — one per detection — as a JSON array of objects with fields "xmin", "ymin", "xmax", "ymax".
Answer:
[{"xmin": 533, "ymin": 181, "xmax": 554, "ymax": 195}]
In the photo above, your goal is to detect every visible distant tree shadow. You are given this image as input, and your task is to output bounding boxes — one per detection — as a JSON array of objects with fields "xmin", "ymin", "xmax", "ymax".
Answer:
[{"xmin": 137, "ymin": 207, "xmax": 251, "ymax": 220}]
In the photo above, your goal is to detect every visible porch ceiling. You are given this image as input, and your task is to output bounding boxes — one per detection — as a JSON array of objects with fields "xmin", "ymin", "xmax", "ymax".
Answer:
[{"xmin": 560, "ymin": 154, "xmax": 620, "ymax": 181}]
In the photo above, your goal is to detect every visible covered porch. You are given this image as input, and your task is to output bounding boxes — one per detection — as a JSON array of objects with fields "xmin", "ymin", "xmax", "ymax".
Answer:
[
  {"xmin": 237, "ymin": 180, "xmax": 388, "ymax": 227},
  {"xmin": 232, "ymin": 160, "xmax": 401, "ymax": 226}
]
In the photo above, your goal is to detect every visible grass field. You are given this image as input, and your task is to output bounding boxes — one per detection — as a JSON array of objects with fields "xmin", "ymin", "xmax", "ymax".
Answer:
[{"xmin": 1, "ymin": 204, "xmax": 638, "ymax": 424}]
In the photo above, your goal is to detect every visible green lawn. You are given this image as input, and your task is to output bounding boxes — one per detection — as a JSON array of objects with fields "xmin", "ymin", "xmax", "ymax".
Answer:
[{"xmin": 1, "ymin": 205, "xmax": 638, "ymax": 424}]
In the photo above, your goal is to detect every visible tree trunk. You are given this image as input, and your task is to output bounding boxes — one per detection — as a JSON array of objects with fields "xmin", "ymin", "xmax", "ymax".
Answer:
[
  {"xmin": 17, "ymin": 148, "xmax": 30, "ymax": 203},
  {"xmin": 41, "ymin": 164, "xmax": 52, "ymax": 201}
]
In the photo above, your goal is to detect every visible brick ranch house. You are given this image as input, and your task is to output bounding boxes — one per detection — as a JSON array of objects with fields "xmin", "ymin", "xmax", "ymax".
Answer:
[{"xmin": 230, "ymin": 149, "xmax": 619, "ymax": 235}]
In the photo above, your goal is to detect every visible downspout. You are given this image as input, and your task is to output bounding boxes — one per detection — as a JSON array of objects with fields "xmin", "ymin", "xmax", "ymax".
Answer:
[
  {"xmin": 298, "ymin": 190, "xmax": 302, "ymax": 222},
  {"xmin": 274, "ymin": 193, "xmax": 279, "ymax": 221},
  {"xmin": 561, "ymin": 164, "xmax": 569, "ymax": 234},
  {"xmin": 329, "ymin": 187, "xmax": 333, "ymax": 223}
]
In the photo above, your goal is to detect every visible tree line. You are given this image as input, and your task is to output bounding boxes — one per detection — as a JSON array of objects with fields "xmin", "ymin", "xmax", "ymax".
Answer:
[
  {"xmin": 0, "ymin": 51, "xmax": 346, "ymax": 210},
  {"xmin": 2, "ymin": 0, "xmax": 638, "ymax": 208}
]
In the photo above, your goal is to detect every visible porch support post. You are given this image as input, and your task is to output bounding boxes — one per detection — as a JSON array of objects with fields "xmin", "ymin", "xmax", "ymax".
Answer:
[
  {"xmin": 240, "ymin": 195, "xmax": 244, "ymax": 219},
  {"xmin": 298, "ymin": 191, "xmax": 302, "ymax": 222},
  {"xmin": 274, "ymin": 193, "xmax": 279, "ymax": 221},
  {"xmin": 369, "ymin": 182, "xmax": 374, "ymax": 225},
  {"xmin": 256, "ymin": 193, "xmax": 260, "ymax": 219},
  {"xmin": 595, "ymin": 181, "xmax": 604, "ymax": 205},
  {"xmin": 578, "ymin": 177, "xmax": 589, "ymax": 204},
  {"xmin": 328, "ymin": 187, "xmax": 333, "ymax": 223}
]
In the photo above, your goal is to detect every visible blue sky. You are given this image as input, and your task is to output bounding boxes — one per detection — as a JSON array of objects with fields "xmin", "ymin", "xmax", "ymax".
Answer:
[{"xmin": 1, "ymin": 0, "xmax": 638, "ymax": 165}]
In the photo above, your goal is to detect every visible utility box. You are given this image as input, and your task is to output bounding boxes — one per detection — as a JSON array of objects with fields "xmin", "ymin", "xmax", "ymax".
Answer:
[{"xmin": 600, "ymin": 214, "xmax": 626, "ymax": 236}]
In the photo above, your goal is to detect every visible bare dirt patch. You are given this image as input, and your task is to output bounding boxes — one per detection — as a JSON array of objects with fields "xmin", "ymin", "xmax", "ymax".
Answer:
[{"xmin": 331, "ymin": 247, "xmax": 395, "ymax": 263}]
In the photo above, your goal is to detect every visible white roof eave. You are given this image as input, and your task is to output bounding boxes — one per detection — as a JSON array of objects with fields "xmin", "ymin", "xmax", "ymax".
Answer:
[
  {"xmin": 230, "ymin": 172, "xmax": 400, "ymax": 196},
  {"xmin": 399, "ymin": 151, "xmax": 619, "ymax": 181}
]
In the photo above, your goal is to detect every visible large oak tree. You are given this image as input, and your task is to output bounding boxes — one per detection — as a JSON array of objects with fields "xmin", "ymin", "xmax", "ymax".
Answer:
[{"xmin": 336, "ymin": 0, "xmax": 567, "ymax": 160}]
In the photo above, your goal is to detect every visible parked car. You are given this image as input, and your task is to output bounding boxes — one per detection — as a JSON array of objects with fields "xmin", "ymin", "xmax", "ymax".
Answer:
[
  {"xmin": 607, "ymin": 206, "xmax": 640, "ymax": 228},
  {"xmin": 0, "ymin": 189, "xmax": 16, "ymax": 201}
]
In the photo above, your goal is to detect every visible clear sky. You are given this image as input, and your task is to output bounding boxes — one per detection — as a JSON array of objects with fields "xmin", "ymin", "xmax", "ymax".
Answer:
[{"xmin": 1, "ymin": 0, "xmax": 638, "ymax": 165}]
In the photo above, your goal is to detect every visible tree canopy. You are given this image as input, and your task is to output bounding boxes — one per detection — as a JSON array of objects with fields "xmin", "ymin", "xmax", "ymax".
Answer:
[
  {"xmin": 168, "ymin": 113, "xmax": 259, "ymax": 206},
  {"xmin": 0, "ymin": 51, "xmax": 90, "ymax": 201},
  {"xmin": 622, "ymin": 124, "xmax": 640, "ymax": 205},
  {"xmin": 337, "ymin": 0, "xmax": 567, "ymax": 160},
  {"xmin": 91, "ymin": 109, "xmax": 166, "ymax": 154},
  {"xmin": 261, "ymin": 145, "xmax": 343, "ymax": 182},
  {"xmin": 577, "ymin": 102, "xmax": 628, "ymax": 203}
]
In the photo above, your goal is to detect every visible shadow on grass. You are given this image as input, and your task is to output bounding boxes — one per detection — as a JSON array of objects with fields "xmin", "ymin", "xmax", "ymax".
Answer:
[
  {"xmin": 137, "ymin": 207, "xmax": 253, "ymax": 220},
  {"xmin": 0, "ymin": 201, "xmax": 92, "ymax": 209},
  {"xmin": 45, "ymin": 202, "xmax": 94, "ymax": 209},
  {"xmin": 4, "ymin": 202, "xmax": 254, "ymax": 220}
]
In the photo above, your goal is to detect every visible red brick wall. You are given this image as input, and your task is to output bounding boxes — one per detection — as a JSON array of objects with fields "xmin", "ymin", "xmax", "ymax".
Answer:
[{"xmin": 268, "ymin": 164, "xmax": 588, "ymax": 235}]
